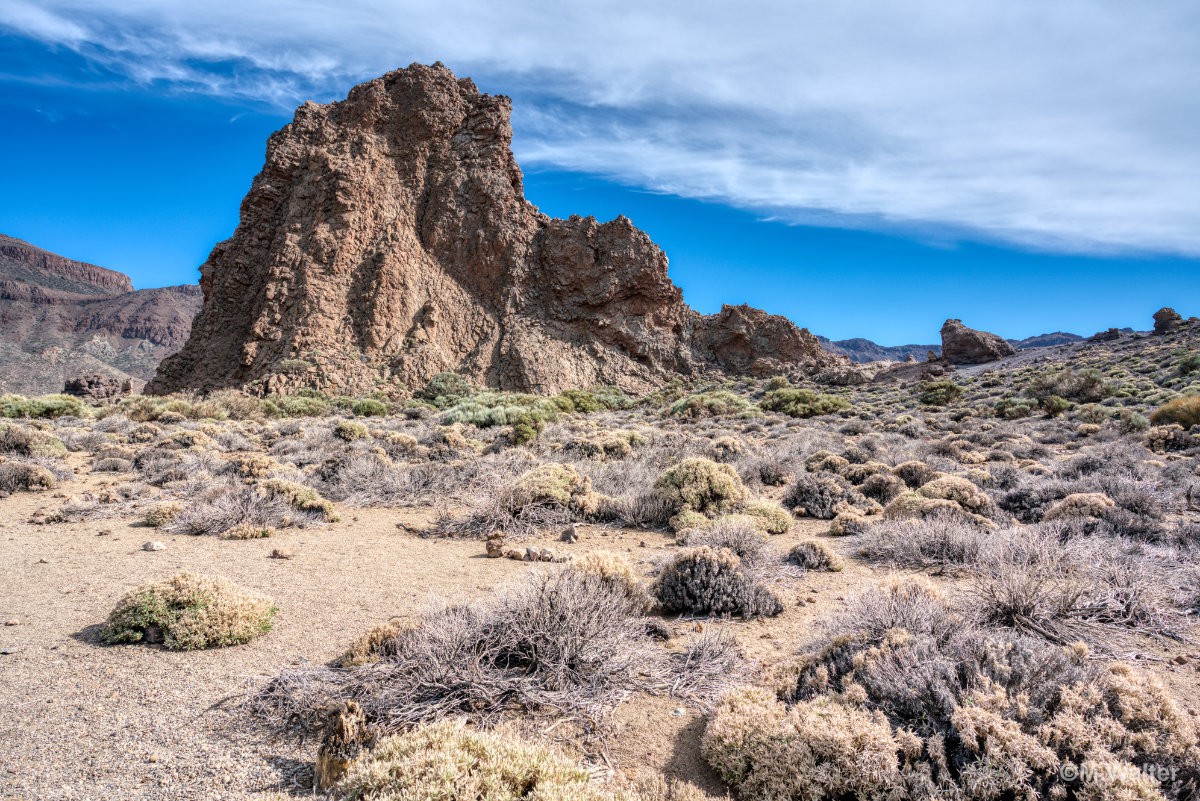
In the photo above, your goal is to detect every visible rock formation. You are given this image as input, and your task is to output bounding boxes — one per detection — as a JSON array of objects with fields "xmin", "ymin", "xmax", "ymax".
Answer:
[
  {"xmin": 0, "ymin": 235, "xmax": 202, "ymax": 395},
  {"xmin": 63, "ymin": 373, "xmax": 134, "ymax": 402},
  {"xmin": 1153, "ymin": 307, "xmax": 1183, "ymax": 335},
  {"xmin": 939, "ymin": 319, "xmax": 1016, "ymax": 365},
  {"xmin": 149, "ymin": 63, "xmax": 844, "ymax": 397}
]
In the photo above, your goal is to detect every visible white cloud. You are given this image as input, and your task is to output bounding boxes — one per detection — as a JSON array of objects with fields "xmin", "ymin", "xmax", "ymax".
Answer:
[{"xmin": 4, "ymin": 0, "xmax": 1199, "ymax": 254}]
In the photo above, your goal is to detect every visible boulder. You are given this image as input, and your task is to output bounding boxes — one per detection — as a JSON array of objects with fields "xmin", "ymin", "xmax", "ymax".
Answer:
[
  {"xmin": 939, "ymin": 319, "xmax": 1016, "ymax": 365},
  {"xmin": 1153, "ymin": 307, "xmax": 1183, "ymax": 334}
]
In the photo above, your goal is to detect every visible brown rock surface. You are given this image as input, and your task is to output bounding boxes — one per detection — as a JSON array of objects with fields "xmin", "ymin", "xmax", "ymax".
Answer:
[
  {"xmin": 0, "ymin": 235, "xmax": 202, "ymax": 395},
  {"xmin": 939, "ymin": 318, "xmax": 1016, "ymax": 365},
  {"xmin": 150, "ymin": 63, "xmax": 844, "ymax": 396}
]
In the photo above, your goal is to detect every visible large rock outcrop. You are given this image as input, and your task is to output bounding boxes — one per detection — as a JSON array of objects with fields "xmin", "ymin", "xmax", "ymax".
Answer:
[
  {"xmin": 149, "ymin": 64, "xmax": 844, "ymax": 396},
  {"xmin": 940, "ymin": 319, "xmax": 1016, "ymax": 365},
  {"xmin": 0, "ymin": 235, "xmax": 202, "ymax": 395}
]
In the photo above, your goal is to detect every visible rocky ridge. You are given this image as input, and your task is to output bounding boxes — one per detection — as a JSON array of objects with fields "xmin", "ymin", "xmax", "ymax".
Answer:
[
  {"xmin": 0, "ymin": 235, "xmax": 202, "ymax": 395},
  {"xmin": 149, "ymin": 64, "xmax": 846, "ymax": 397}
]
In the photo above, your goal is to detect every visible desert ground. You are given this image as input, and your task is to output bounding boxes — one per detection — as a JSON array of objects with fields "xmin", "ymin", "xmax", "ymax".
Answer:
[{"xmin": 4, "ymin": 322, "xmax": 1200, "ymax": 801}]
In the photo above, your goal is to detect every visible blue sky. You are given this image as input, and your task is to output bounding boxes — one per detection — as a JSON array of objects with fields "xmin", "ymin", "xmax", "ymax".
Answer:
[{"xmin": 2, "ymin": 2, "xmax": 1199, "ymax": 344}]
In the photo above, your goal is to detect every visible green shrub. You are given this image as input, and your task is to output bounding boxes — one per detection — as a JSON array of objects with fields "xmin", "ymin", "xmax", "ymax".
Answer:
[
  {"xmin": 351, "ymin": 398, "xmax": 388, "ymax": 417},
  {"xmin": 994, "ymin": 396, "xmax": 1037, "ymax": 419},
  {"xmin": 442, "ymin": 392, "xmax": 561, "ymax": 430},
  {"xmin": 1040, "ymin": 394, "xmax": 1072, "ymax": 416},
  {"xmin": 759, "ymin": 388, "xmax": 851, "ymax": 418},
  {"xmin": 669, "ymin": 390, "xmax": 753, "ymax": 418},
  {"xmin": 556, "ymin": 389, "xmax": 604, "ymax": 413},
  {"xmin": 275, "ymin": 395, "xmax": 331, "ymax": 417},
  {"xmin": 0, "ymin": 393, "xmax": 88, "ymax": 419},
  {"xmin": 916, "ymin": 380, "xmax": 962, "ymax": 406},
  {"xmin": 655, "ymin": 458, "xmax": 746, "ymax": 516},
  {"xmin": 1178, "ymin": 352, "xmax": 1200, "ymax": 376},
  {"xmin": 417, "ymin": 372, "xmax": 474, "ymax": 407},
  {"xmin": 334, "ymin": 419, "xmax": 370, "ymax": 441},
  {"xmin": 100, "ymin": 573, "xmax": 276, "ymax": 650},
  {"xmin": 1151, "ymin": 395, "xmax": 1200, "ymax": 429}
]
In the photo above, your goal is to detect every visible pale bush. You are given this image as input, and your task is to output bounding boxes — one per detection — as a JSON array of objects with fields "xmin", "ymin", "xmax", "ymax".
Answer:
[
  {"xmin": 655, "ymin": 458, "xmax": 746, "ymax": 516},
  {"xmin": 100, "ymin": 573, "xmax": 276, "ymax": 650}
]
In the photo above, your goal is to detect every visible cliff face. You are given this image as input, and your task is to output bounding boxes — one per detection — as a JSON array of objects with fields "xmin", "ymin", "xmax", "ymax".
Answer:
[
  {"xmin": 150, "ymin": 64, "xmax": 844, "ymax": 396},
  {"xmin": 0, "ymin": 235, "xmax": 201, "ymax": 395}
]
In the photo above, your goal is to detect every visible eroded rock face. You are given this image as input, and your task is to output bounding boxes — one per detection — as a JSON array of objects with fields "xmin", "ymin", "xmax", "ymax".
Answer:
[
  {"xmin": 149, "ymin": 64, "xmax": 843, "ymax": 396},
  {"xmin": 63, "ymin": 373, "xmax": 133, "ymax": 401},
  {"xmin": 0, "ymin": 235, "xmax": 202, "ymax": 395},
  {"xmin": 940, "ymin": 319, "xmax": 1016, "ymax": 365}
]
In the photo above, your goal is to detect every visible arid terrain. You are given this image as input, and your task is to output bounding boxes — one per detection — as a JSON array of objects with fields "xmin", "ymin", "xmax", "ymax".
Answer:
[
  {"xmin": 4, "ymin": 61, "xmax": 1200, "ymax": 801},
  {"xmin": 3, "ymin": 312, "xmax": 1200, "ymax": 800}
]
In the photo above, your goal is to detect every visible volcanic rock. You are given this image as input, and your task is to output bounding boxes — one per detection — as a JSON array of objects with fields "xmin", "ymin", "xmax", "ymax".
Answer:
[
  {"xmin": 1153, "ymin": 307, "xmax": 1183, "ymax": 335},
  {"xmin": 63, "ymin": 373, "xmax": 133, "ymax": 402},
  {"xmin": 939, "ymin": 319, "xmax": 1016, "ymax": 365},
  {"xmin": 149, "ymin": 63, "xmax": 845, "ymax": 396}
]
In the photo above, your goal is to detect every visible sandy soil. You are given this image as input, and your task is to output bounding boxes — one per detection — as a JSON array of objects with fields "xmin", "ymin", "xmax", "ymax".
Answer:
[
  {"xmin": 3, "ymin": 455, "xmax": 1198, "ymax": 800},
  {"xmin": 0, "ymin": 457, "xmax": 881, "ymax": 801}
]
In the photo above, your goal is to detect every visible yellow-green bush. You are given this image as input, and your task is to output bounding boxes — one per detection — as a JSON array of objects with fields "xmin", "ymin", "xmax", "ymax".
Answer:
[
  {"xmin": 100, "ymin": 573, "xmax": 276, "ymax": 650},
  {"xmin": 759, "ymin": 388, "xmax": 851, "ymax": 418}
]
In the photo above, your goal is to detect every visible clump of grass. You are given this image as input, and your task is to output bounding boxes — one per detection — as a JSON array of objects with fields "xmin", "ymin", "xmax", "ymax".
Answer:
[
  {"xmin": 100, "ymin": 573, "xmax": 276, "ymax": 650},
  {"xmin": 916, "ymin": 379, "xmax": 962, "ymax": 406},
  {"xmin": 0, "ymin": 460, "xmax": 57, "ymax": 492},
  {"xmin": 787, "ymin": 541, "xmax": 844, "ymax": 572},
  {"xmin": 1151, "ymin": 395, "xmax": 1200, "ymax": 429}
]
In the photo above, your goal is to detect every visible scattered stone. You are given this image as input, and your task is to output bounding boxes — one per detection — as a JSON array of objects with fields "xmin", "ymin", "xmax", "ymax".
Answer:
[
  {"xmin": 142, "ymin": 541, "xmax": 166, "ymax": 552},
  {"xmin": 269, "ymin": 548, "xmax": 295, "ymax": 560},
  {"xmin": 1173, "ymin": 655, "xmax": 1189, "ymax": 665},
  {"xmin": 36, "ymin": 558, "xmax": 49, "ymax": 564},
  {"xmin": 671, "ymin": 707, "xmax": 687, "ymax": 718},
  {"xmin": 559, "ymin": 524, "xmax": 578, "ymax": 543},
  {"xmin": 484, "ymin": 533, "xmax": 506, "ymax": 558},
  {"xmin": 4, "ymin": 619, "xmax": 18, "ymax": 626}
]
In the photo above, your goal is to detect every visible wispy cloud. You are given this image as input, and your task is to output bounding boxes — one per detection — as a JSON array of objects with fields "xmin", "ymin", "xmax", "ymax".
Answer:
[{"xmin": 3, "ymin": 0, "xmax": 1198, "ymax": 254}]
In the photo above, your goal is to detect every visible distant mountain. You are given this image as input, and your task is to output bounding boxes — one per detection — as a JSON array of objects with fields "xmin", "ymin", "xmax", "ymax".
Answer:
[
  {"xmin": 817, "ymin": 331, "xmax": 1084, "ymax": 363},
  {"xmin": 0, "ymin": 235, "xmax": 202, "ymax": 396}
]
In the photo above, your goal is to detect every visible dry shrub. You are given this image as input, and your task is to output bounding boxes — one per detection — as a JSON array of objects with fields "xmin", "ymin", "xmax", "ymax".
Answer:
[
  {"xmin": 653, "ymin": 546, "xmax": 783, "ymax": 618},
  {"xmin": 336, "ymin": 719, "xmax": 630, "ymax": 801},
  {"xmin": 655, "ymin": 457, "xmax": 746, "ymax": 516},
  {"xmin": 0, "ymin": 460, "xmax": 57, "ymax": 492},
  {"xmin": 1150, "ymin": 395, "xmax": 1200, "ymax": 429},
  {"xmin": 219, "ymin": 523, "xmax": 275, "ymax": 540},
  {"xmin": 1043, "ymin": 492, "xmax": 1115, "ymax": 521},
  {"xmin": 0, "ymin": 423, "xmax": 66, "ymax": 457},
  {"xmin": 740, "ymin": 500, "xmax": 792, "ymax": 534},
  {"xmin": 783, "ymin": 473, "xmax": 873, "ymax": 520},
  {"xmin": 571, "ymin": 551, "xmax": 648, "ymax": 608},
  {"xmin": 338, "ymin": 620, "xmax": 408, "ymax": 667},
  {"xmin": 142, "ymin": 503, "xmax": 182, "ymax": 528},
  {"xmin": 857, "ymin": 512, "xmax": 986, "ymax": 569},
  {"xmin": 892, "ymin": 460, "xmax": 938, "ymax": 488},
  {"xmin": 917, "ymin": 475, "xmax": 994, "ymax": 515},
  {"xmin": 883, "ymin": 490, "xmax": 993, "ymax": 529},
  {"xmin": 804, "ymin": 449, "xmax": 850, "ymax": 475},
  {"xmin": 252, "ymin": 566, "xmax": 742, "ymax": 740},
  {"xmin": 163, "ymin": 478, "xmax": 332, "ymax": 536},
  {"xmin": 828, "ymin": 510, "xmax": 870, "ymax": 536},
  {"xmin": 435, "ymin": 463, "xmax": 604, "ymax": 539},
  {"xmin": 100, "ymin": 573, "xmax": 276, "ymax": 650},
  {"xmin": 704, "ymin": 579, "xmax": 1200, "ymax": 800},
  {"xmin": 787, "ymin": 541, "xmax": 844, "ymax": 572}
]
